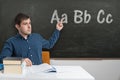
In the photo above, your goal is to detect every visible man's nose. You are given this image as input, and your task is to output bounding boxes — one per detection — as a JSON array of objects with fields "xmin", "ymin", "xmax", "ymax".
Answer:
[{"xmin": 28, "ymin": 24, "xmax": 31, "ymax": 28}]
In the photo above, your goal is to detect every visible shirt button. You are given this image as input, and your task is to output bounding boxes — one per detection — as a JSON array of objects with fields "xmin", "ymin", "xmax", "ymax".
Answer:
[
  {"xmin": 31, "ymin": 55, "xmax": 32, "ymax": 57},
  {"xmin": 29, "ymin": 47, "xmax": 31, "ymax": 49}
]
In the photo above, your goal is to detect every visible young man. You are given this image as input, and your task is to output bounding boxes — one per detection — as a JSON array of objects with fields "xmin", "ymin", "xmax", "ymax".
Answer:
[{"xmin": 0, "ymin": 13, "xmax": 63, "ymax": 66}]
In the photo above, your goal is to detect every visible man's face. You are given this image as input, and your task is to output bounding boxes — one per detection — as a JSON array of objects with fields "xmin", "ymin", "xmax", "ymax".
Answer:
[{"xmin": 17, "ymin": 18, "xmax": 32, "ymax": 35}]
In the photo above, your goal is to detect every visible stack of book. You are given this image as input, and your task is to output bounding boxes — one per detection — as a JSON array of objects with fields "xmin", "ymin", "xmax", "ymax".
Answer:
[{"xmin": 3, "ymin": 57, "xmax": 24, "ymax": 74}]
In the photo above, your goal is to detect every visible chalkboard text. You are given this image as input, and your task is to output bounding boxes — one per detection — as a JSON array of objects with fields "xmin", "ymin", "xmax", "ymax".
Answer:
[{"xmin": 51, "ymin": 9, "xmax": 113, "ymax": 24}]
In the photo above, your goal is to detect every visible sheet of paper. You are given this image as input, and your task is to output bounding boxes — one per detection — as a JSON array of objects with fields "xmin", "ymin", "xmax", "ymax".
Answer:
[{"xmin": 28, "ymin": 63, "xmax": 56, "ymax": 73}]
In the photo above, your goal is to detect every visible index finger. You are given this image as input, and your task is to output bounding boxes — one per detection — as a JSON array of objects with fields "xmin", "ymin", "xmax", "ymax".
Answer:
[{"xmin": 60, "ymin": 18, "xmax": 64, "ymax": 23}]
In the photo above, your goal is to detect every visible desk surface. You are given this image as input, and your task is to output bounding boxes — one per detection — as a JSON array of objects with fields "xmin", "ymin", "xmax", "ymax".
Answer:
[{"xmin": 0, "ymin": 65, "xmax": 95, "ymax": 80}]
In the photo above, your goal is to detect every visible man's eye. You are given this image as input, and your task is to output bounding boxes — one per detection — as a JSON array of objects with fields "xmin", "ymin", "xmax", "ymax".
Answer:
[{"xmin": 23, "ymin": 23, "xmax": 27, "ymax": 25}]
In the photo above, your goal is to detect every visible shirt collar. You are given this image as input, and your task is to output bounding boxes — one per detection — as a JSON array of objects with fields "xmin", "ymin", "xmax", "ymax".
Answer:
[{"xmin": 16, "ymin": 33, "xmax": 31, "ymax": 40}]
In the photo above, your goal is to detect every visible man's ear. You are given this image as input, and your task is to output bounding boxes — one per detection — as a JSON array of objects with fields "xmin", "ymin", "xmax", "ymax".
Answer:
[{"xmin": 15, "ymin": 24, "xmax": 19, "ymax": 30}]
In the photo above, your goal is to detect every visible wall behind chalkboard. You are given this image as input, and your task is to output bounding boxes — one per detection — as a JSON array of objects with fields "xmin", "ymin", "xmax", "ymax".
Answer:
[{"xmin": 0, "ymin": 0, "xmax": 120, "ymax": 58}]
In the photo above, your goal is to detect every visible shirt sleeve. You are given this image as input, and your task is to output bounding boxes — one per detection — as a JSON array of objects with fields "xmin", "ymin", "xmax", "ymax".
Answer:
[
  {"xmin": 42, "ymin": 29, "xmax": 60, "ymax": 49},
  {"xmin": 0, "ymin": 40, "xmax": 13, "ymax": 63}
]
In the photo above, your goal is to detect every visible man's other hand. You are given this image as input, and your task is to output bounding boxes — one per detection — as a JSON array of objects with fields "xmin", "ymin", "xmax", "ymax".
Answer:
[{"xmin": 24, "ymin": 58, "xmax": 32, "ymax": 66}]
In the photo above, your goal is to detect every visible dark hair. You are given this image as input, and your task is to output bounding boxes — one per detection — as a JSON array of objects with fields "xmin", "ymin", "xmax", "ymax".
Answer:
[{"xmin": 14, "ymin": 13, "xmax": 30, "ymax": 25}]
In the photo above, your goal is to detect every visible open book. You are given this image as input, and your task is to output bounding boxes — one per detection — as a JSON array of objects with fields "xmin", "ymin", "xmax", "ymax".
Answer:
[{"xmin": 28, "ymin": 63, "xmax": 56, "ymax": 73}]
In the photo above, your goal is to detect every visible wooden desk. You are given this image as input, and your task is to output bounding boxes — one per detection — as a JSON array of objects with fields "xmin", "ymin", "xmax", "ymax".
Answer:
[{"xmin": 0, "ymin": 65, "xmax": 95, "ymax": 80}]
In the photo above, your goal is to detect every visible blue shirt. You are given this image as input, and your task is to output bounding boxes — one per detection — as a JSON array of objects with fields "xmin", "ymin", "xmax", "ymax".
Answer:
[{"xmin": 0, "ymin": 29, "xmax": 60, "ymax": 65}]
